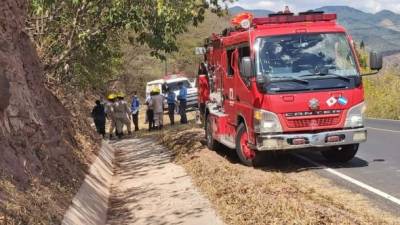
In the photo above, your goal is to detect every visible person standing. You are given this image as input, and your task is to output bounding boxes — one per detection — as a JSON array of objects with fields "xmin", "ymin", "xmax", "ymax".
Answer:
[
  {"xmin": 114, "ymin": 93, "xmax": 132, "ymax": 138},
  {"xmin": 105, "ymin": 94, "xmax": 117, "ymax": 139},
  {"xmin": 177, "ymin": 82, "xmax": 188, "ymax": 124},
  {"xmin": 198, "ymin": 74, "xmax": 210, "ymax": 124},
  {"xmin": 146, "ymin": 91, "xmax": 155, "ymax": 131},
  {"xmin": 166, "ymin": 88, "xmax": 176, "ymax": 125},
  {"xmin": 151, "ymin": 87, "xmax": 164, "ymax": 130},
  {"xmin": 131, "ymin": 92, "xmax": 140, "ymax": 131},
  {"xmin": 91, "ymin": 100, "xmax": 106, "ymax": 137}
]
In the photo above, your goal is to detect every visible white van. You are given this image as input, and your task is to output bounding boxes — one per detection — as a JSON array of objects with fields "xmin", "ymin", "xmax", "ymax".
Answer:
[{"xmin": 145, "ymin": 75, "xmax": 198, "ymax": 111}]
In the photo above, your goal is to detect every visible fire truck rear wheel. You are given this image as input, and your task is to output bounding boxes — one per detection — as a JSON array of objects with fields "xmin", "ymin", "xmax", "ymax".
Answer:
[
  {"xmin": 236, "ymin": 123, "xmax": 264, "ymax": 167},
  {"xmin": 206, "ymin": 115, "xmax": 218, "ymax": 151},
  {"xmin": 321, "ymin": 144, "xmax": 359, "ymax": 163}
]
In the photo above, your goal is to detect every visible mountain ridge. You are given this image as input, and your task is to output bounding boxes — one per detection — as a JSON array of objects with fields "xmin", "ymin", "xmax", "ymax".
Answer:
[{"xmin": 228, "ymin": 6, "xmax": 400, "ymax": 54}]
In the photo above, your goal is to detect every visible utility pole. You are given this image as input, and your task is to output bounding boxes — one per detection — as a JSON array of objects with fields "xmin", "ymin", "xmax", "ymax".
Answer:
[{"xmin": 164, "ymin": 57, "xmax": 167, "ymax": 76}]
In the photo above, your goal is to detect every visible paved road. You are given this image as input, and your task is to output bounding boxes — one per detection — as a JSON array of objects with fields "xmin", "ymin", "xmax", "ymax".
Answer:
[{"xmin": 298, "ymin": 118, "xmax": 400, "ymax": 214}]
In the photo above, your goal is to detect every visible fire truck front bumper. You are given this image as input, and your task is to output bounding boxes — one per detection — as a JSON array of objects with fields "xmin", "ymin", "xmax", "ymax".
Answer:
[{"xmin": 255, "ymin": 128, "xmax": 367, "ymax": 151}]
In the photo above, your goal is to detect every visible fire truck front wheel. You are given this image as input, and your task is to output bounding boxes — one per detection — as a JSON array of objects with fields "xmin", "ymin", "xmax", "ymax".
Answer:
[
  {"xmin": 236, "ymin": 123, "xmax": 264, "ymax": 167},
  {"xmin": 321, "ymin": 144, "xmax": 359, "ymax": 163}
]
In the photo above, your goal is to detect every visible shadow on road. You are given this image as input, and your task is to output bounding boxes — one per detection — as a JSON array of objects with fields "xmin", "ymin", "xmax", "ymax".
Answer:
[{"xmin": 210, "ymin": 143, "xmax": 369, "ymax": 173}]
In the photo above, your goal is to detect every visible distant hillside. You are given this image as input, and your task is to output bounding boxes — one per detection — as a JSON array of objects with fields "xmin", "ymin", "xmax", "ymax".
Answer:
[
  {"xmin": 317, "ymin": 6, "xmax": 400, "ymax": 54},
  {"xmin": 229, "ymin": 6, "xmax": 273, "ymax": 17},
  {"xmin": 228, "ymin": 6, "xmax": 400, "ymax": 54}
]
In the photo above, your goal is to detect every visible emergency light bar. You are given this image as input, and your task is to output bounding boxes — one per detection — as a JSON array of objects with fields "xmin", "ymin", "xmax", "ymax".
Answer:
[{"xmin": 253, "ymin": 13, "xmax": 337, "ymax": 26}]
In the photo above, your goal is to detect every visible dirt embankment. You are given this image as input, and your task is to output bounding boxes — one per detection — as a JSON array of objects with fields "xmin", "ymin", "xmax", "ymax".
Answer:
[
  {"xmin": 0, "ymin": 1, "xmax": 100, "ymax": 224},
  {"xmin": 160, "ymin": 125, "xmax": 400, "ymax": 225}
]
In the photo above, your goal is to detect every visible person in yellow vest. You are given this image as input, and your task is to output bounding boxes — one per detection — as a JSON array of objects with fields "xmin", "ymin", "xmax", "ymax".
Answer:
[
  {"xmin": 105, "ymin": 93, "xmax": 117, "ymax": 139},
  {"xmin": 151, "ymin": 87, "xmax": 164, "ymax": 130},
  {"xmin": 114, "ymin": 93, "xmax": 132, "ymax": 138}
]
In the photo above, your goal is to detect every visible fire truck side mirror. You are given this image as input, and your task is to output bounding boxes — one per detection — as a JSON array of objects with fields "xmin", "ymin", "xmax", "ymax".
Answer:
[
  {"xmin": 369, "ymin": 51, "xmax": 383, "ymax": 71},
  {"xmin": 240, "ymin": 57, "xmax": 253, "ymax": 78}
]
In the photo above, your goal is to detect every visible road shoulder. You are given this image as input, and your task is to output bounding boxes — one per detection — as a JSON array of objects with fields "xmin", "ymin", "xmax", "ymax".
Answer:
[
  {"xmin": 106, "ymin": 138, "xmax": 225, "ymax": 225},
  {"xmin": 62, "ymin": 141, "xmax": 115, "ymax": 225}
]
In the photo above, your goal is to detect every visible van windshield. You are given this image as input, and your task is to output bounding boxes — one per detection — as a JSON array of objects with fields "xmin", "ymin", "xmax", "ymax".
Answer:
[
  {"xmin": 166, "ymin": 80, "xmax": 191, "ymax": 92},
  {"xmin": 255, "ymin": 33, "xmax": 359, "ymax": 92}
]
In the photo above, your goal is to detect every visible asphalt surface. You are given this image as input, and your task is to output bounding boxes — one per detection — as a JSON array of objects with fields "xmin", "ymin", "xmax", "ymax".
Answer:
[{"xmin": 297, "ymin": 118, "xmax": 400, "ymax": 215}]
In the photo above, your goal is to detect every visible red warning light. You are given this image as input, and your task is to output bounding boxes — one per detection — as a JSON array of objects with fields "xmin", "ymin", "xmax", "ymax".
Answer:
[{"xmin": 231, "ymin": 12, "xmax": 254, "ymax": 28}]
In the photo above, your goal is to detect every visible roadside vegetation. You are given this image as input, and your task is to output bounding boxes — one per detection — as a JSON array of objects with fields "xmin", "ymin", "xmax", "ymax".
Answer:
[
  {"xmin": 356, "ymin": 45, "xmax": 400, "ymax": 119},
  {"xmin": 159, "ymin": 124, "xmax": 400, "ymax": 225},
  {"xmin": 364, "ymin": 72, "xmax": 400, "ymax": 120},
  {"xmin": 27, "ymin": 0, "xmax": 228, "ymax": 93},
  {"xmin": 1, "ymin": 1, "xmax": 229, "ymax": 224}
]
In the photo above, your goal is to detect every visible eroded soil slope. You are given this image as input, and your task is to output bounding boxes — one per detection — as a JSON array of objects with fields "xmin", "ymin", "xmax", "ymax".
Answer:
[{"xmin": 0, "ymin": 1, "xmax": 99, "ymax": 224}]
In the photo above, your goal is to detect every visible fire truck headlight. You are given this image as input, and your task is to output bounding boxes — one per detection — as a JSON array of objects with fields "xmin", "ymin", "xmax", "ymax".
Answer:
[
  {"xmin": 254, "ymin": 109, "xmax": 283, "ymax": 133},
  {"xmin": 344, "ymin": 102, "xmax": 366, "ymax": 128}
]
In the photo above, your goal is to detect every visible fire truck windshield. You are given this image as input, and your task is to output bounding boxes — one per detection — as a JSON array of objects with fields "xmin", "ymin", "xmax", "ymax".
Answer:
[{"xmin": 255, "ymin": 33, "xmax": 359, "ymax": 92}]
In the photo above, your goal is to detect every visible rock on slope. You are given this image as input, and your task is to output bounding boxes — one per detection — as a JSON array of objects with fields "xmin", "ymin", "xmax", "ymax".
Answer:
[{"xmin": 0, "ymin": 1, "xmax": 99, "ymax": 224}]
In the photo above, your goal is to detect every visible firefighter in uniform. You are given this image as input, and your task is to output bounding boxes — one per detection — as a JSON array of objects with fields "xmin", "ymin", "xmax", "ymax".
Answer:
[
  {"xmin": 151, "ymin": 87, "xmax": 164, "ymax": 129},
  {"xmin": 105, "ymin": 93, "xmax": 117, "ymax": 139},
  {"xmin": 114, "ymin": 93, "xmax": 132, "ymax": 138}
]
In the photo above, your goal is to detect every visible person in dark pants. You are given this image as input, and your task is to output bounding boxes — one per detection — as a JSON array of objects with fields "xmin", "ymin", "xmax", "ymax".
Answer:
[
  {"xmin": 91, "ymin": 100, "xmax": 106, "ymax": 137},
  {"xmin": 197, "ymin": 74, "xmax": 210, "ymax": 124},
  {"xmin": 146, "ymin": 91, "xmax": 155, "ymax": 131},
  {"xmin": 177, "ymin": 82, "xmax": 188, "ymax": 124},
  {"xmin": 166, "ymin": 88, "xmax": 176, "ymax": 125},
  {"xmin": 131, "ymin": 91, "xmax": 140, "ymax": 131}
]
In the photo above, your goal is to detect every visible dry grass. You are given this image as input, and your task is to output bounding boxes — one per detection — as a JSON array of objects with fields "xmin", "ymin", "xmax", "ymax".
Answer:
[
  {"xmin": 159, "ymin": 125, "xmax": 400, "ymax": 225},
  {"xmin": 364, "ymin": 72, "xmax": 400, "ymax": 120}
]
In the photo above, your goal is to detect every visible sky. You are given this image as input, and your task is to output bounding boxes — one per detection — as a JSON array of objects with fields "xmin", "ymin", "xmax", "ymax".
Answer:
[{"xmin": 228, "ymin": 0, "xmax": 400, "ymax": 14}]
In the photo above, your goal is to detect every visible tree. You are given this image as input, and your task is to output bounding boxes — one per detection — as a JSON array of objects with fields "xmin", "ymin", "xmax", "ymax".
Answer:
[
  {"xmin": 27, "ymin": 0, "xmax": 230, "ymax": 89},
  {"xmin": 360, "ymin": 40, "xmax": 365, "ymax": 49}
]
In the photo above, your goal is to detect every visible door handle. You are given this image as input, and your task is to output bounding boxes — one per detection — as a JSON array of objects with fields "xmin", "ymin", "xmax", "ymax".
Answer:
[{"xmin": 236, "ymin": 96, "xmax": 240, "ymax": 102}]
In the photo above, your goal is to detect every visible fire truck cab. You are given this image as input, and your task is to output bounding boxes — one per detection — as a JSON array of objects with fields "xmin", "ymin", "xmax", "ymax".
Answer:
[{"xmin": 202, "ymin": 10, "xmax": 383, "ymax": 166}]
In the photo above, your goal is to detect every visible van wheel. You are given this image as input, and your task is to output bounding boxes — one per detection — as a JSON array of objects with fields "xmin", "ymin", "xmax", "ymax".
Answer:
[
  {"xmin": 236, "ymin": 123, "xmax": 264, "ymax": 167},
  {"xmin": 321, "ymin": 144, "xmax": 359, "ymax": 163},
  {"xmin": 206, "ymin": 115, "xmax": 218, "ymax": 150}
]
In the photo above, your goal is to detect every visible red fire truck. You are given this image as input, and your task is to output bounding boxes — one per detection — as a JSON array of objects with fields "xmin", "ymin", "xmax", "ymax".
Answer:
[{"xmin": 200, "ymin": 10, "xmax": 383, "ymax": 166}]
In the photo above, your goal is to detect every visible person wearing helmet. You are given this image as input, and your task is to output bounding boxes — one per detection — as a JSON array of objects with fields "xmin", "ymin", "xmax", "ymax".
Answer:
[
  {"xmin": 105, "ymin": 93, "xmax": 117, "ymax": 139},
  {"xmin": 114, "ymin": 93, "xmax": 132, "ymax": 138},
  {"xmin": 151, "ymin": 87, "xmax": 164, "ymax": 130}
]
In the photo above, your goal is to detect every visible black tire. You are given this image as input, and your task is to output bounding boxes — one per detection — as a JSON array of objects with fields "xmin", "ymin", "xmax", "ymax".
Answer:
[
  {"xmin": 205, "ymin": 115, "xmax": 219, "ymax": 150},
  {"xmin": 235, "ymin": 123, "xmax": 264, "ymax": 167},
  {"xmin": 321, "ymin": 144, "xmax": 359, "ymax": 163}
]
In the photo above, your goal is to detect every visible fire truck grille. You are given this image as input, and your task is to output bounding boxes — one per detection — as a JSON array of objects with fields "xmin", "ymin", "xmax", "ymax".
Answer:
[{"xmin": 286, "ymin": 117, "xmax": 340, "ymax": 128}]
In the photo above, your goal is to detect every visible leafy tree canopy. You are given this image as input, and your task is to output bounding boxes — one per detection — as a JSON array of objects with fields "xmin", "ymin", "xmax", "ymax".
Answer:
[{"xmin": 28, "ymin": 0, "xmax": 230, "ymax": 89}]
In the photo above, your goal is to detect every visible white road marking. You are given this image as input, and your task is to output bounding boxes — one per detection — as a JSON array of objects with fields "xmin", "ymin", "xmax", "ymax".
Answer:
[
  {"xmin": 367, "ymin": 127, "xmax": 400, "ymax": 133},
  {"xmin": 294, "ymin": 154, "xmax": 400, "ymax": 206}
]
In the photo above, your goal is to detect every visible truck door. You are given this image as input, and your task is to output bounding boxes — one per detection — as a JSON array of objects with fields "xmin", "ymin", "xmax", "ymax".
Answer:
[
  {"xmin": 223, "ymin": 48, "xmax": 238, "ymax": 126},
  {"xmin": 234, "ymin": 45, "xmax": 253, "ymax": 127}
]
